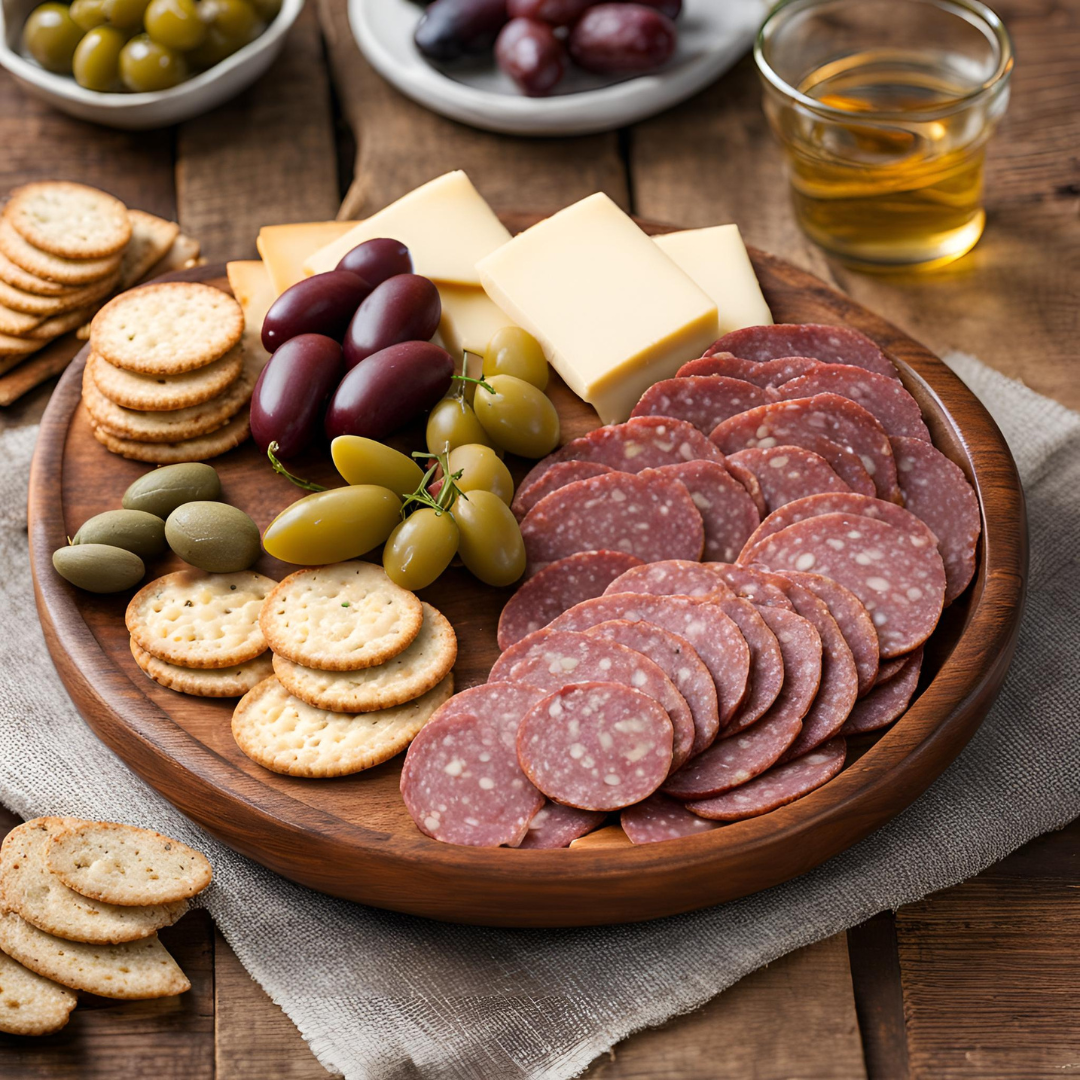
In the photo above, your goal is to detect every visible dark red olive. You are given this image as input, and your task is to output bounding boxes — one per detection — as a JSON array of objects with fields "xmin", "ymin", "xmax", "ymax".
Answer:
[
  {"xmin": 568, "ymin": 3, "xmax": 677, "ymax": 75},
  {"xmin": 325, "ymin": 341, "xmax": 454, "ymax": 441},
  {"xmin": 415, "ymin": 0, "xmax": 508, "ymax": 60},
  {"xmin": 343, "ymin": 273, "xmax": 442, "ymax": 370},
  {"xmin": 250, "ymin": 334, "xmax": 345, "ymax": 457},
  {"xmin": 496, "ymin": 17, "xmax": 566, "ymax": 95},
  {"xmin": 261, "ymin": 270, "xmax": 370, "ymax": 353},
  {"xmin": 335, "ymin": 238, "xmax": 414, "ymax": 289},
  {"xmin": 506, "ymin": 0, "xmax": 592, "ymax": 25}
]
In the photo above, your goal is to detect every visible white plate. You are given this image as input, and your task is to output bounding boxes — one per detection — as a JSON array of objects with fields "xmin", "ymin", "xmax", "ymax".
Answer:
[
  {"xmin": 349, "ymin": 0, "xmax": 766, "ymax": 137},
  {"xmin": 0, "ymin": 0, "xmax": 304, "ymax": 130}
]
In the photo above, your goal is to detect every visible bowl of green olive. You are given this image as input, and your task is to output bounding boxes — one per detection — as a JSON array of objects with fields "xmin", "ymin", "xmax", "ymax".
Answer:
[{"xmin": 0, "ymin": 0, "xmax": 302, "ymax": 128}]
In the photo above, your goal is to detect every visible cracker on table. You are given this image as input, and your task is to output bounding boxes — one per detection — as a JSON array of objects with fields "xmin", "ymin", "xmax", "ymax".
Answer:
[
  {"xmin": 0, "ymin": 951, "xmax": 76, "ymax": 1036},
  {"xmin": 120, "ymin": 211, "xmax": 180, "ymax": 289},
  {"xmin": 0, "ymin": 268, "xmax": 119, "ymax": 316},
  {"xmin": 130, "ymin": 636, "xmax": 272, "ymax": 697},
  {"xmin": 0, "ymin": 246, "xmax": 79, "ymax": 296},
  {"xmin": 6, "ymin": 182, "xmax": 131, "ymax": 259},
  {"xmin": 0, "ymin": 818, "xmax": 186, "ymax": 944},
  {"xmin": 88, "ymin": 346, "xmax": 243, "ymax": 411},
  {"xmin": 273, "ymin": 602, "xmax": 457, "ymax": 712},
  {"xmin": 0, "ymin": 218, "xmax": 123, "ymax": 285},
  {"xmin": 126, "ymin": 570, "xmax": 276, "ymax": 670},
  {"xmin": 0, "ymin": 911, "xmax": 190, "ymax": 999},
  {"xmin": 90, "ymin": 410, "xmax": 251, "ymax": 463},
  {"xmin": 260, "ymin": 563, "xmax": 425, "ymax": 672},
  {"xmin": 232, "ymin": 674, "xmax": 454, "ymax": 778},
  {"xmin": 46, "ymin": 820, "xmax": 212, "ymax": 908},
  {"xmin": 90, "ymin": 282, "xmax": 244, "ymax": 375}
]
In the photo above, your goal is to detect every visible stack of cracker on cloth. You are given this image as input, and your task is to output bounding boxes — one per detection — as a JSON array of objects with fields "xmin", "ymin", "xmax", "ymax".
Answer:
[
  {"xmin": 0, "ymin": 181, "xmax": 198, "ymax": 406},
  {"xmin": 0, "ymin": 818, "xmax": 212, "ymax": 1036}
]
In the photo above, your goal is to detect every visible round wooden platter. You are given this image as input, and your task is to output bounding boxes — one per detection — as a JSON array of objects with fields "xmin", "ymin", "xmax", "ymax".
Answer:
[{"xmin": 28, "ymin": 217, "xmax": 1028, "ymax": 927}]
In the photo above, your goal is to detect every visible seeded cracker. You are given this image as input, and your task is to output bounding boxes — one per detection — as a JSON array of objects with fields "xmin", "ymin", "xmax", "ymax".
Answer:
[
  {"xmin": 130, "ymin": 636, "xmax": 273, "ymax": 697},
  {"xmin": 6, "ymin": 182, "xmax": 131, "ymax": 259},
  {"xmin": 0, "ymin": 951, "xmax": 76, "ymax": 1035}
]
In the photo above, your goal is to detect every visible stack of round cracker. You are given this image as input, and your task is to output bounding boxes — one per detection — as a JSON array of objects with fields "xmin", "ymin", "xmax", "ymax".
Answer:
[
  {"xmin": 0, "ymin": 817, "xmax": 211, "ymax": 1035},
  {"xmin": 232, "ymin": 562, "xmax": 458, "ymax": 778},
  {"xmin": 85, "ymin": 281, "xmax": 255, "ymax": 463}
]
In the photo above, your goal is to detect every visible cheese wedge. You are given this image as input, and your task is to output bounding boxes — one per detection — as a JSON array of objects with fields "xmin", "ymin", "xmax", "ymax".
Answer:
[
  {"xmin": 437, "ymin": 284, "xmax": 514, "ymax": 358},
  {"xmin": 478, "ymin": 193, "xmax": 719, "ymax": 424},
  {"xmin": 303, "ymin": 172, "xmax": 512, "ymax": 286},
  {"xmin": 257, "ymin": 221, "xmax": 358, "ymax": 296},
  {"xmin": 653, "ymin": 225, "xmax": 772, "ymax": 335},
  {"xmin": 226, "ymin": 260, "xmax": 275, "ymax": 367}
]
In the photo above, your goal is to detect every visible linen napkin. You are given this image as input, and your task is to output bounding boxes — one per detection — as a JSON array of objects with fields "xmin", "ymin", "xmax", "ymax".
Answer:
[{"xmin": 1, "ymin": 350, "xmax": 1077, "ymax": 1080}]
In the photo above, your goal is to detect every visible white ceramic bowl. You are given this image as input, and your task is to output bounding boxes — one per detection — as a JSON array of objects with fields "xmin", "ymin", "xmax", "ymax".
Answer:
[
  {"xmin": 349, "ymin": 0, "xmax": 766, "ymax": 137},
  {"xmin": 0, "ymin": 0, "xmax": 304, "ymax": 130}
]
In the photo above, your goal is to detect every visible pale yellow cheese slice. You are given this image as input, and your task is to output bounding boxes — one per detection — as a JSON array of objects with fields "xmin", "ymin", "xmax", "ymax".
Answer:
[
  {"xmin": 226, "ymin": 260, "xmax": 276, "ymax": 367},
  {"xmin": 437, "ymin": 284, "xmax": 514, "ymax": 359},
  {"xmin": 257, "ymin": 221, "xmax": 358, "ymax": 296}
]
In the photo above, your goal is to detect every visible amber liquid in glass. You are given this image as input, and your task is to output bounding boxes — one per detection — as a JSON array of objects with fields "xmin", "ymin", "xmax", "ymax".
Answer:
[{"xmin": 784, "ymin": 49, "xmax": 989, "ymax": 269}]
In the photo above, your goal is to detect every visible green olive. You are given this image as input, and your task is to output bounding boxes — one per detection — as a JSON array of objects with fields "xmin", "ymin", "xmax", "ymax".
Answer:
[
  {"xmin": 144, "ymin": 0, "xmax": 205, "ymax": 49},
  {"xmin": 72, "ymin": 24, "xmax": 125, "ymax": 89},
  {"xmin": 187, "ymin": 0, "xmax": 258, "ymax": 66},
  {"xmin": 446, "ymin": 444, "xmax": 514, "ymax": 506},
  {"xmin": 453, "ymin": 490, "xmax": 525, "ymax": 587},
  {"xmin": 165, "ymin": 501, "xmax": 260, "ymax": 572},
  {"xmin": 330, "ymin": 436, "xmax": 424, "ymax": 499},
  {"xmin": 119, "ymin": 33, "xmax": 187, "ymax": 91},
  {"xmin": 70, "ymin": 0, "xmax": 109, "ymax": 30},
  {"xmin": 22, "ymin": 4, "xmax": 84, "ymax": 75},
  {"xmin": 382, "ymin": 508, "xmax": 459, "ymax": 591},
  {"xmin": 103, "ymin": 0, "xmax": 149, "ymax": 29},
  {"xmin": 262, "ymin": 485, "xmax": 401, "ymax": 565},
  {"xmin": 53, "ymin": 544, "xmax": 145, "ymax": 594},
  {"xmin": 123, "ymin": 462, "xmax": 221, "ymax": 518},
  {"xmin": 425, "ymin": 396, "xmax": 499, "ymax": 457},
  {"xmin": 473, "ymin": 374, "xmax": 560, "ymax": 459},
  {"xmin": 482, "ymin": 327, "xmax": 549, "ymax": 391},
  {"xmin": 248, "ymin": 0, "xmax": 280, "ymax": 20},
  {"xmin": 73, "ymin": 509, "xmax": 166, "ymax": 557}
]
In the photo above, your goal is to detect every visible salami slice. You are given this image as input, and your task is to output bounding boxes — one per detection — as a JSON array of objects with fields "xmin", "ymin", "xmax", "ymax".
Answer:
[
  {"xmin": 679, "ymin": 353, "xmax": 822, "ymax": 387},
  {"xmin": 664, "ymin": 608, "xmax": 820, "ymax": 798},
  {"xmin": 710, "ymin": 563, "xmax": 795, "ymax": 609},
  {"xmin": 516, "ymin": 802, "xmax": 607, "ymax": 849},
  {"xmin": 644, "ymin": 461, "xmax": 761, "ymax": 563},
  {"xmin": 497, "ymin": 551, "xmax": 644, "ymax": 651},
  {"xmin": 725, "ymin": 458, "xmax": 769, "ymax": 517},
  {"xmin": 489, "ymin": 629, "xmax": 696, "ymax": 771},
  {"xmin": 708, "ymin": 324, "xmax": 900, "ymax": 380},
  {"xmin": 891, "ymin": 436, "xmax": 981, "ymax": 605},
  {"xmin": 548, "ymin": 593, "xmax": 751, "ymax": 741},
  {"xmin": 874, "ymin": 655, "xmax": 909, "ymax": 686},
  {"xmin": 622, "ymin": 792, "xmax": 721, "ymax": 844},
  {"xmin": 604, "ymin": 559, "xmax": 731, "ymax": 599},
  {"xmin": 400, "ymin": 683, "xmax": 546, "ymax": 848},
  {"xmin": 686, "ymin": 737, "xmax": 847, "ymax": 821},
  {"xmin": 841, "ymin": 647, "xmax": 924, "ymax": 735},
  {"xmin": 749, "ymin": 513, "xmax": 946, "ymax": 657},
  {"xmin": 520, "ymin": 470, "xmax": 704, "ymax": 571},
  {"xmin": 517, "ymin": 683, "xmax": 673, "ymax": 812},
  {"xmin": 511, "ymin": 461, "xmax": 614, "ymax": 521},
  {"xmin": 777, "ymin": 365, "xmax": 931, "ymax": 441},
  {"xmin": 631, "ymin": 376, "xmax": 775, "ymax": 434},
  {"xmin": 710, "ymin": 394, "xmax": 900, "ymax": 502},
  {"xmin": 727, "ymin": 446, "xmax": 851, "ymax": 514}
]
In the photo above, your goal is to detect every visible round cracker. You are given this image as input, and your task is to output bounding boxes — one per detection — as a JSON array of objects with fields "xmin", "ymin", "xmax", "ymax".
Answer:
[
  {"xmin": 88, "ymin": 346, "xmax": 244, "ymax": 411},
  {"xmin": 130, "ymin": 636, "xmax": 273, "ymax": 697},
  {"xmin": 0, "ymin": 218, "xmax": 123, "ymax": 284},
  {"xmin": 0, "ymin": 818, "xmax": 187, "ymax": 944},
  {"xmin": 26, "ymin": 304, "xmax": 100, "ymax": 341},
  {"xmin": 0, "ymin": 246, "xmax": 80, "ymax": 296},
  {"xmin": 46, "ymin": 820, "xmax": 212, "ymax": 907},
  {"xmin": 6, "ymin": 182, "xmax": 132, "ymax": 259},
  {"xmin": 232, "ymin": 674, "xmax": 454, "ymax": 778},
  {"xmin": 260, "ymin": 563, "xmax": 425, "ymax": 672},
  {"xmin": 0, "ymin": 269, "xmax": 119, "ymax": 316},
  {"xmin": 91, "ymin": 282, "xmax": 244, "ymax": 375},
  {"xmin": 0, "ymin": 302, "xmax": 42, "ymax": 335},
  {"xmin": 0, "ymin": 951, "xmax": 77, "ymax": 1036},
  {"xmin": 273, "ymin": 602, "xmax": 457, "ymax": 712},
  {"xmin": 89, "ymin": 410, "xmax": 251, "ymax": 463},
  {"xmin": 126, "ymin": 569, "xmax": 276, "ymax": 669}
]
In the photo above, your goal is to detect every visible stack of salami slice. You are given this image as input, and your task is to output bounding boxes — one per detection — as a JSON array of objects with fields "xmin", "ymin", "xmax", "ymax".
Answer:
[{"xmin": 401, "ymin": 325, "xmax": 983, "ymax": 849}]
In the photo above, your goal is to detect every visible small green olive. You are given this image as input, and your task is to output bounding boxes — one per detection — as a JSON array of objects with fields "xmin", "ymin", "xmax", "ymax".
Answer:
[
  {"xmin": 72, "ymin": 24, "xmax": 126, "ymax": 91},
  {"xmin": 122, "ymin": 462, "xmax": 221, "ymax": 518},
  {"xmin": 119, "ymin": 33, "xmax": 187, "ymax": 92},
  {"xmin": 53, "ymin": 544, "xmax": 145, "ymax": 594},
  {"xmin": 453, "ymin": 489, "xmax": 525, "ymax": 587},
  {"xmin": 473, "ymin": 374, "xmax": 560, "ymax": 459},
  {"xmin": 165, "ymin": 501, "xmax": 261, "ymax": 572},
  {"xmin": 330, "ymin": 436, "xmax": 424, "ymax": 498},
  {"xmin": 482, "ymin": 327, "xmax": 549, "ymax": 391},
  {"xmin": 70, "ymin": 0, "xmax": 109, "ymax": 31},
  {"xmin": 102, "ymin": 0, "xmax": 149, "ymax": 30},
  {"xmin": 73, "ymin": 509, "xmax": 166, "ymax": 558},
  {"xmin": 445, "ymin": 444, "xmax": 514, "ymax": 506},
  {"xmin": 144, "ymin": 0, "xmax": 205, "ymax": 50},
  {"xmin": 425, "ymin": 396, "xmax": 498, "ymax": 457},
  {"xmin": 382, "ymin": 508, "xmax": 459, "ymax": 591},
  {"xmin": 22, "ymin": 3, "xmax": 85, "ymax": 75}
]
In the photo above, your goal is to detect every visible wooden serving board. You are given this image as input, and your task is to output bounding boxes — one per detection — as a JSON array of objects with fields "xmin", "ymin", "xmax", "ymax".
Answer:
[{"xmin": 28, "ymin": 218, "xmax": 1028, "ymax": 926}]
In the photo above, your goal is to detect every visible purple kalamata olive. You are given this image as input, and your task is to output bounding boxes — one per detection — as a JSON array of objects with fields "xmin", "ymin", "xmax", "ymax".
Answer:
[
  {"xmin": 261, "ymin": 270, "xmax": 370, "ymax": 352},
  {"xmin": 496, "ymin": 17, "xmax": 567, "ymax": 95},
  {"xmin": 343, "ymin": 273, "xmax": 442, "ymax": 370},
  {"xmin": 335, "ymin": 238, "xmax": 414, "ymax": 288},
  {"xmin": 568, "ymin": 3, "xmax": 677, "ymax": 75}
]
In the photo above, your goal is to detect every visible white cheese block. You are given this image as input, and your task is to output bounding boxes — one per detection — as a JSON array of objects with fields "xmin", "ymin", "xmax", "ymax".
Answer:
[
  {"xmin": 477, "ymin": 193, "xmax": 719, "ymax": 424},
  {"xmin": 653, "ymin": 224, "xmax": 773, "ymax": 335},
  {"xmin": 437, "ymin": 284, "xmax": 514, "ymax": 358},
  {"xmin": 302, "ymin": 172, "xmax": 512, "ymax": 286}
]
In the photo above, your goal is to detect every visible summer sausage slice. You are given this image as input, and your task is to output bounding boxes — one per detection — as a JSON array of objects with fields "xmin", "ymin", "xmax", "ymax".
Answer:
[
  {"xmin": 516, "ymin": 802, "xmax": 607, "ymax": 849},
  {"xmin": 520, "ymin": 470, "xmax": 704, "ymax": 572},
  {"xmin": 841, "ymin": 647, "xmax": 924, "ymax": 734},
  {"xmin": 686, "ymin": 737, "xmax": 847, "ymax": 821},
  {"xmin": 511, "ymin": 461, "xmax": 614, "ymax": 522},
  {"xmin": 517, "ymin": 683, "xmax": 673, "ymax": 812},
  {"xmin": 622, "ymin": 792, "xmax": 721, "ymax": 844},
  {"xmin": 726, "ymin": 458, "xmax": 769, "ymax": 516},
  {"xmin": 874, "ymin": 655, "xmax": 910, "ymax": 687},
  {"xmin": 678, "ymin": 353, "xmax": 822, "ymax": 387},
  {"xmin": 711, "ymin": 562, "xmax": 796, "ymax": 610},
  {"xmin": 748, "ymin": 513, "xmax": 946, "ymax": 658},
  {"xmin": 605, "ymin": 558, "xmax": 732, "ymax": 599},
  {"xmin": 891, "ymin": 435, "xmax": 981, "ymax": 604},
  {"xmin": 707, "ymin": 324, "xmax": 900, "ymax": 380},
  {"xmin": 400, "ymin": 683, "xmax": 546, "ymax": 848},
  {"xmin": 631, "ymin": 376, "xmax": 775, "ymax": 434},
  {"xmin": 727, "ymin": 446, "xmax": 851, "ymax": 514},
  {"xmin": 496, "ymin": 551, "xmax": 644, "ymax": 651}
]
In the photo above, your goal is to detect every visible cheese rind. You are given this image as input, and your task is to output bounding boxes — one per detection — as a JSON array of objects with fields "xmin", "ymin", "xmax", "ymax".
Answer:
[
  {"xmin": 257, "ymin": 221, "xmax": 358, "ymax": 296},
  {"xmin": 303, "ymin": 172, "xmax": 512, "ymax": 286},
  {"xmin": 478, "ymin": 193, "xmax": 719, "ymax": 424},
  {"xmin": 653, "ymin": 225, "xmax": 772, "ymax": 335},
  {"xmin": 437, "ymin": 284, "xmax": 513, "ymax": 358}
]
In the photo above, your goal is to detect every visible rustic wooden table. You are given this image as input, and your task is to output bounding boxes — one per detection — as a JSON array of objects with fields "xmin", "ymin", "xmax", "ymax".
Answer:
[{"xmin": 2, "ymin": 0, "xmax": 1078, "ymax": 1074}]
